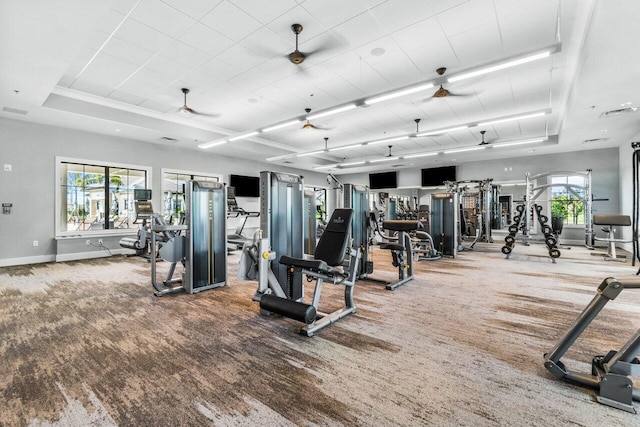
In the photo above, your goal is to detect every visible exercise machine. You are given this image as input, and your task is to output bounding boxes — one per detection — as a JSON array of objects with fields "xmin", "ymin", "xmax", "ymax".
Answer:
[
  {"xmin": 227, "ymin": 186, "xmax": 259, "ymax": 250},
  {"xmin": 631, "ymin": 142, "xmax": 640, "ymax": 273},
  {"xmin": 120, "ymin": 181, "xmax": 227, "ymax": 296},
  {"xmin": 239, "ymin": 171, "xmax": 361, "ymax": 336},
  {"xmin": 591, "ymin": 214, "xmax": 632, "ymax": 261},
  {"xmin": 303, "ymin": 188, "xmax": 317, "ymax": 255},
  {"xmin": 431, "ymin": 192, "xmax": 458, "ymax": 257},
  {"xmin": 544, "ymin": 277, "xmax": 640, "ymax": 413}
]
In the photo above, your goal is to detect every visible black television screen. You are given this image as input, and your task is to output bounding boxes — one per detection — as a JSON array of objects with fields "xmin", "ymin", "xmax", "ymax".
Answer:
[
  {"xmin": 229, "ymin": 174, "xmax": 260, "ymax": 197},
  {"xmin": 421, "ymin": 166, "xmax": 456, "ymax": 186},
  {"xmin": 134, "ymin": 189, "xmax": 152, "ymax": 200},
  {"xmin": 369, "ymin": 171, "xmax": 397, "ymax": 190}
]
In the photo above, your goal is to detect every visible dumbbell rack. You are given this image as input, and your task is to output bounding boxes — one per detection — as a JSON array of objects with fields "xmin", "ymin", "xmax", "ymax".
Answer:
[{"xmin": 501, "ymin": 203, "xmax": 561, "ymax": 262}]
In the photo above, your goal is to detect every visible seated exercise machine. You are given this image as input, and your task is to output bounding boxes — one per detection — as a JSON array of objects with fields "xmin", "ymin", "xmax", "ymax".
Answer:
[
  {"xmin": 239, "ymin": 172, "xmax": 361, "ymax": 336},
  {"xmin": 120, "ymin": 181, "xmax": 226, "ymax": 296},
  {"xmin": 378, "ymin": 220, "xmax": 422, "ymax": 290},
  {"xmin": 544, "ymin": 277, "xmax": 640, "ymax": 413},
  {"xmin": 591, "ymin": 214, "xmax": 632, "ymax": 262}
]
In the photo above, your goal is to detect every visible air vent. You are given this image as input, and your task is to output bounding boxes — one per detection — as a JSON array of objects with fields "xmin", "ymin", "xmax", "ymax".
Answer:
[
  {"xmin": 599, "ymin": 107, "xmax": 638, "ymax": 118},
  {"xmin": 2, "ymin": 107, "xmax": 28, "ymax": 115},
  {"xmin": 160, "ymin": 136, "xmax": 177, "ymax": 142},
  {"xmin": 283, "ymin": 160, "xmax": 293, "ymax": 164},
  {"xmin": 583, "ymin": 138, "xmax": 609, "ymax": 144}
]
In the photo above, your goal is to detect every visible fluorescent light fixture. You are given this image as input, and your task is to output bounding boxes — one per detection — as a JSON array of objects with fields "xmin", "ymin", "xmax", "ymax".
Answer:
[
  {"xmin": 370, "ymin": 156, "xmax": 399, "ymax": 163},
  {"xmin": 448, "ymin": 51, "xmax": 551, "ymax": 83},
  {"xmin": 367, "ymin": 136, "xmax": 409, "ymax": 146},
  {"xmin": 416, "ymin": 125, "xmax": 469, "ymax": 137},
  {"xmin": 341, "ymin": 161, "xmax": 366, "ymax": 167},
  {"xmin": 307, "ymin": 104, "xmax": 357, "ymax": 120},
  {"xmin": 313, "ymin": 164, "xmax": 339, "ymax": 170},
  {"xmin": 364, "ymin": 83, "xmax": 434, "ymax": 105},
  {"xmin": 296, "ymin": 150, "xmax": 325, "ymax": 157},
  {"xmin": 404, "ymin": 152, "xmax": 439, "ymax": 159},
  {"xmin": 479, "ymin": 111, "xmax": 546, "ymax": 127},
  {"xmin": 262, "ymin": 120, "xmax": 301, "ymax": 132},
  {"xmin": 492, "ymin": 137, "xmax": 547, "ymax": 148},
  {"xmin": 199, "ymin": 140, "xmax": 228, "ymax": 149},
  {"xmin": 329, "ymin": 144, "xmax": 362, "ymax": 152},
  {"xmin": 228, "ymin": 131, "xmax": 260, "ymax": 142},
  {"xmin": 443, "ymin": 146, "xmax": 486, "ymax": 154}
]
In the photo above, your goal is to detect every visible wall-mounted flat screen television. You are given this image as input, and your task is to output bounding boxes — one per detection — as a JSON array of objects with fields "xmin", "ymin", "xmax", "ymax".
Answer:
[
  {"xmin": 369, "ymin": 171, "xmax": 397, "ymax": 190},
  {"xmin": 229, "ymin": 174, "xmax": 260, "ymax": 197},
  {"xmin": 134, "ymin": 189, "xmax": 152, "ymax": 200},
  {"xmin": 421, "ymin": 166, "xmax": 456, "ymax": 187}
]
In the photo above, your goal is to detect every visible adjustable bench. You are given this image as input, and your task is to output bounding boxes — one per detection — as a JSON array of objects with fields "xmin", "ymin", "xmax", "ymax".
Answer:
[{"xmin": 592, "ymin": 214, "xmax": 632, "ymax": 262}]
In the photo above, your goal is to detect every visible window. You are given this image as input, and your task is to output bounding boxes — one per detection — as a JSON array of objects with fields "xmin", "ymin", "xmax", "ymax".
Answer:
[
  {"xmin": 162, "ymin": 170, "xmax": 221, "ymax": 225},
  {"xmin": 59, "ymin": 160, "xmax": 148, "ymax": 234},
  {"xmin": 550, "ymin": 175, "xmax": 587, "ymax": 225}
]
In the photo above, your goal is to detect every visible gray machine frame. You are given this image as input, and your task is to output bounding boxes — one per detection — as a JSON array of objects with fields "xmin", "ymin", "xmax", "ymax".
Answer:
[{"xmin": 544, "ymin": 277, "xmax": 640, "ymax": 413}]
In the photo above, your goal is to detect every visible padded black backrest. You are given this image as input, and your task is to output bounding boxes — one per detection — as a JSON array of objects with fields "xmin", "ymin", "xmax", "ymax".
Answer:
[{"xmin": 314, "ymin": 208, "xmax": 353, "ymax": 266}]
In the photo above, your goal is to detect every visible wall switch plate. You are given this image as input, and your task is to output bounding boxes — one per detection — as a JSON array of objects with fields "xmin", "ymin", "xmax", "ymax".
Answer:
[
  {"xmin": 3, "ymin": 164, "xmax": 11, "ymax": 172},
  {"xmin": 33, "ymin": 240, "xmax": 38, "ymax": 247},
  {"xmin": 86, "ymin": 240, "xmax": 91, "ymax": 246}
]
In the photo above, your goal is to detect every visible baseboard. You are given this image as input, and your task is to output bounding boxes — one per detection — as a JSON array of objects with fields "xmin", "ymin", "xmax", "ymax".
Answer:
[
  {"xmin": 0, "ymin": 255, "xmax": 56, "ymax": 268},
  {"xmin": 55, "ymin": 248, "xmax": 135, "ymax": 262}
]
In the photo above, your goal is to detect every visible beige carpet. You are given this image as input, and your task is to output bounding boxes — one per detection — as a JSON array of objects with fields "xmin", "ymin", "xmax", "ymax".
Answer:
[{"xmin": 1, "ymin": 241, "xmax": 639, "ymax": 426}]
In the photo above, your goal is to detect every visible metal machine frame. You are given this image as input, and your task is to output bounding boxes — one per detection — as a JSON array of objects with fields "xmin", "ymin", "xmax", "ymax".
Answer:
[{"xmin": 544, "ymin": 277, "xmax": 640, "ymax": 413}]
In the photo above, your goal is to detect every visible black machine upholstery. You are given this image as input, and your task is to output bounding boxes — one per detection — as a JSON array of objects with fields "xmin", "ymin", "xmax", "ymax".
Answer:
[
  {"xmin": 593, "ymin": 214, "xmax": 631, "ymax": 227},
  {"xmin": 280, "ymin": 208, "xmax": 353, "ymax": 272},
  {"xmin": 383, "ymin": 220, "xmax": 423, "ymax": 232}
]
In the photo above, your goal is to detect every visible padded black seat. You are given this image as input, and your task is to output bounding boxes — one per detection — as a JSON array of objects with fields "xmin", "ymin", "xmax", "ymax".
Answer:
[
  {"xmin": 593, "ymin": 214, "xmax": 631, "ymax": 227},
  {"xmin": 380, "ymin": 243, "xmax": 404, "ymax": 251},
  {"xmin": 383, "ymin": 220, "xmax": 423, "ymax": 232},
  {"xmin": 280, "ymin": 208, "xmax": 353, "ymax": 273}
]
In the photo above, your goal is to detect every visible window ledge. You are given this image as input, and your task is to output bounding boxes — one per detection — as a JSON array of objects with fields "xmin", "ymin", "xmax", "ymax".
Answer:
[{"xmin": 55, "ymin": 231, "xmax": 137, "ymax": 240}]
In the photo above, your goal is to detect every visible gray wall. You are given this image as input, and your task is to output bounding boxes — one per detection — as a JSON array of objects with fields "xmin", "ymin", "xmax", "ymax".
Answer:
[
  {"xmin": 0, "ymin": 117, "xmax": 326, "ymax": 266},
  {"xmin": 618, "ymin": 135, "xmax": 638, "ymax": 253}
]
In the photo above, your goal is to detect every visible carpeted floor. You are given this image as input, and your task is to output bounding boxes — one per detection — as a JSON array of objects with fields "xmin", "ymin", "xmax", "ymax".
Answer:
[{"xmin": 1, "ymin": 241, "xmax": 639, "ymax": 426}]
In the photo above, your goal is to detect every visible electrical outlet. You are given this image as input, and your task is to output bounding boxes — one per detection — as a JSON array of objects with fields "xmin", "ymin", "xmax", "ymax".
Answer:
[
  {"xmin": 33, "ymin": 240, "xmax": 38, "ymax": 247},
  {"xmin": 98, "ymin": 239, "xmax": 103, "ymax": 245},
  {"xmin": 86, "ymin": 239, "xmax": 91, "ymax": 246}
]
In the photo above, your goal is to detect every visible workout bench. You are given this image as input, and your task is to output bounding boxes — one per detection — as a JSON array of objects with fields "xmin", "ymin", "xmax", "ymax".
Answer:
[
  {"xmin": 592, "ymin": 214, "xmax": 632, "ymax": 262},
  {"xmin": 379, "ymin": 220, "xmax": 422, "ymax": 290}
]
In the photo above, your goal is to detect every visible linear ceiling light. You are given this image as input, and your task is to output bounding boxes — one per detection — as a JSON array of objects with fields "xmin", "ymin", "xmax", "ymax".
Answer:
[
  {"xmin": 341, "ymin": 161, "xmax": 366, "ymax": 167},
  {"xmin": 443, "ymin": 146, "xmax": 486, "ymax": 154},
  {"xmin": 416, "ymin": 125, "xmax": 469, "ymax": 137},
  {"xmin": 228, "ymin": 131, "xmax": 260, "ymax": 142},
  {"xmin": 370, "ymin": 156, "xmax": 399, "ymax": 163},
  {"xmin": 492, "ymin": 137, "xmax": 547, "ymax": 148},
  {"xmin": 262, "ymin": 120, "xmax": 301, "ymax": 132},
  {"xmin": 478, "ymin": 111, "xmax": 547, "ymax": 127},
  {"xmin": 364, "ymin": 83, "xmax": 434, "ymax": 105},
  {"xmin": 313, "ymin": 164, "xmax": 340, "ymax": 170},
  {"xmin": 329, "ymin": 143, "xmax": 363, "ymax": 152},
  {"xmin": 296, "ymin": 150, "xmax": 325, "ymax": 157},
  {"xmin": 404, "ymin": 152, "xmax": 439, "ymax": 159},
  {"xmin": 367, "ymin": 136, "xmax": 409, "ymax": 146},
  {"xmin": 306, "ymin": 104, "xmax": 357, "ymax": 120},
  {"xmin": 199, "ymin": 140, "xmax": 228, "ymax": 149},
  {"xmin": 448, "ymin": 51, "xmax": 551, "ymax": 83}
]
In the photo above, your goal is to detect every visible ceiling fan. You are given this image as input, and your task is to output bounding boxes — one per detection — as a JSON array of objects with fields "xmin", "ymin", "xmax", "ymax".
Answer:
[
  {"xmin": 286, "ymin": 23, "xmax": 341, "ymax": 65},
  {"xmin": 430, "ymin": 68, "xmax": 472, "ymax": 98},
  {"xmin": 178, "ymin": 88, "xmax": 218, "ymax": 117},
  {"xmin": 478, "ymin": 130, "xmax": 491, "ymax": 145},
  {"xmin": 301, "ymin": 108, "xmax": 330, "ymax": 130}
]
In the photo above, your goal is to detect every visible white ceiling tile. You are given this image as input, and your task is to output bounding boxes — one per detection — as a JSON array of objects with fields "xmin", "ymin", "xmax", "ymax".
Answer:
[
  {"xmin": 498, "ymin": 1, "xmax": 558, "ymax": 42},
  {"xmin": 114, "ymin": 18, "xmax": 173, "ymax": 52},
  {"xmin": 162, "ymin": 0, "xmax": 223, "ymax": 20},
  {"xmin": 130, "ymin": 67, "xmax": 176, "ymax": 88},
  {"xmin": 502, "ymin": 23, "xmax": 556, "ymax": 56},
  {"xmin": 369, "ymin": 54, "xmax": 423, "ymax": 86},
  {"xmin": 355, "ymin": 0, "xmax": 388, "ymax": 9},
  {"xmin": 215, "ymin": 45, "xmax": 265, "ymax": 72},
  {"xmin": 352, "ymin": 36, "xmax": 404, "ymax": 65},
  {"xmin": 179, "ymin": 23, "xmax": 235, "ymax": 57},
  {"xmin": 391, "ymin": 16, "xmax": 446, "ymax": 51},
  {"xmin": 200, "ymin": 2, "xmax": 263, "ymax": 42},
  {"xmin": 85, "ymin": 30, "xmax": 111, "ymax": 51},
  {"xmin": 63, "ymin": 47, "xmax": 100, "ymax": 81},
  {"xmin": 130, "ymin": 0, "xmax": 196, "ymax": 38},
  {"xmin": 144, "ymin": 55, "xmax": 191, "ymax": 78},
  {"xmin": 266, "ymin": 8, "xmax": 326, "ymax": 42},
  {"xmin": 405, "ymin": 38, "xmax": 461, "ymax": 76},
  {"xmin": 57, "ymin": 75, "xmax": 75, "ymax": 88},
  {"xmin": 118, "ymin": 78, "xmax": 161, "ymax": 98},
  {"xmin": 95, "ymin": 8, "xmax": 126, "ymax": 34},
  {"xmin": 108, "ymin": 90, "xmax": 147, "ymax": 105},
  {"xmin": 230, "ymin": 0, "xmax": 299, "ymax": 25},
  {"xmin": 301, "ymin": 0, "xmax": 367, "ymax": 29},
  {"xmin": 68, "ymin": 79, "xmax": 114, "ymax": 97},
  {"xmin": 494, "ymin": 0, "xmax": 556, "ymax": 19},
  {"xmin": 332, "ymin": 13, "xmax": 386, "ymax": 49},
  {"xmin": 160, "ymin": 40, "xmax": 211, "ymax": 68},
  {"xmin": 73, "ymin": 65, "xmax": 130, "ymax": 88},
  {"xmin": 196, "ymin": 58, "xmax": 242, "ymax": 83},
  {"xmin": 177, "ymin": 70, "xmax": 220, "ymax": 93},
  {"xmin": 90, "ymin": 52, "xmax": 140, "ymax": 77},
  {"xmin": 370, "ymin": 0, "xmax": 434, "ymax": 33},
  {"xmin": 239, "ymin": 27, "xmax": 291, "ymax": 58},
  {"xmin": 110, "ymin": 0, "xmax": 140, "ymax": 15},
  {"xmin": 447, "ymin": 20, "xmax": 503, "ymax": 66},
  {"xmin": 138, "ymin": 98, "xmax": 176, "ymax": 112},
  {"xmin": 101, "ymin": 37, "xmax": 155, "ymax": 67},
  {"xmin": 436, "ymin": 0, "xmax": 496, "ymax": 37}
]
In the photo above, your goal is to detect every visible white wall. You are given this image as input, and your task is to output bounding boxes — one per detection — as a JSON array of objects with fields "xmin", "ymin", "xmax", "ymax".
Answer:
[
  {"xmin": 618, "ymin": 136, "xmax": 639, "ymax": 254},
  {"xmin": 0, "ymin": 117, "xmax": 327, "ymax": 266}
]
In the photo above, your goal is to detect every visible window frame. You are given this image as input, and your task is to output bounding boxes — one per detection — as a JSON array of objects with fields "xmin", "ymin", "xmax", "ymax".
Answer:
[
  {"xmin": 55, "ymin": 156, "xmax": 152, "ymax": 237},
  {"xmin": 547, "ymin": 173, "xmax": 588, "ymax": 228}
]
